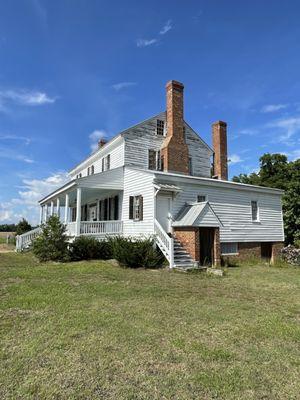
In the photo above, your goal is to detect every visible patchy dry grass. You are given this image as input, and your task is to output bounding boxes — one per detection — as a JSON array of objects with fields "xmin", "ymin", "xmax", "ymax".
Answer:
[{"xmin": 0, "ymin": 252, "xmax": 299, "ymax": 399}]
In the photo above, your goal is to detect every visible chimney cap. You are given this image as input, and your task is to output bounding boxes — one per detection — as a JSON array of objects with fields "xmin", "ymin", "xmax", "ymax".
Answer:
[
  {"xmin": 212, "ymin": 120, "xmax": 227, "ymax": 127},
  {"xmin": 166, "ymin": 80, "xmax": 184, "ymax": 90}
]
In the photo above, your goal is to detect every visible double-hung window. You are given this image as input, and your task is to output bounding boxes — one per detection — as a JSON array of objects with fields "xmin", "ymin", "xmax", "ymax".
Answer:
[
  {"xmin": 251, "ymin": 200, "xmax": 259, "ymax": 222},
  {"xmin": 129, "ymin": 195, "xmax": 143, "ymax": 221},
  {"xmin": 148, "ymin": 149, "xmax": 162, "ymax": 170},
  {"xmin": 102, "ymin": 155, "xmax": 111, "ymax": 172},
  {"xmin": 156, "ymin": 119, "xmax": 165, "ymax": 136},
  {"xmin": 197, "ymin": 195, "xmax": 206, "ymax": 202}
]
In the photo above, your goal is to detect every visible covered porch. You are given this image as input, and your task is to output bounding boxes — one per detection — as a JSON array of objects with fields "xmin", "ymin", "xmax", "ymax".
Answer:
[{"xmin": 39, "ymin": 168, "xmax": 124, "ymax": 238}]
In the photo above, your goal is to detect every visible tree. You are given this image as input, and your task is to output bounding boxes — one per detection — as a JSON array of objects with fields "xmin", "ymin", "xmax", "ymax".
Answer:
[
  {"xmin": 16, "ymin": 218, "xmax": 32, "ymax": 236},
  {"xmin": 32, "ymin": 215, "xmax": 69, "ymax": 262},
  {"xmin": 233, "ymin": 153, "xmax": 300, "ymax": 245}
]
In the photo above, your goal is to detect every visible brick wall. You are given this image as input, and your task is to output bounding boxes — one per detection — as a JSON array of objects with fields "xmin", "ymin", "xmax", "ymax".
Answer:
[
  {"xmin": 161, "ymin": 80, "xmax": 189, "ymax": 174},
  {"xmin": 221, "ymin": 242, "xmax": 284, "ymax": 264},
  {"xmin": 271, "ymin": 242, "xmax": 284, "ymax": 263},
  {"xmin": 173, "ymin": 227, "xmax": 200, "ymax": 261}
]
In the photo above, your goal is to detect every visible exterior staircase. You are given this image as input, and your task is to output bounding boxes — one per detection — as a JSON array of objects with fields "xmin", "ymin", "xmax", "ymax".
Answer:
[{"xmin": 173, "ymin": 237, "xmax": 198, "ymax": 269}]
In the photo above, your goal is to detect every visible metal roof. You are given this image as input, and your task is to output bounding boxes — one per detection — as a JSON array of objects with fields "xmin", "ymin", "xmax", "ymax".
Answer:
[
  {"xmin": 172, "ymin": 201, "xmax": 223, "ymax": 228},
  {"xmin": 154, "ymin": 182, "xmax": 182, "ymax": 192}
]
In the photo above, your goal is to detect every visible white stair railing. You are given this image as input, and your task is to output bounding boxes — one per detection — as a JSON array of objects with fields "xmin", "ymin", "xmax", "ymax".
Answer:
[
  {"xmin": 15, "ymin": 227, "xmax": 42, "ymax": 252},
  {"xmin": 154, "ymin": 219, "xmax": 174, "ymax": 268}
]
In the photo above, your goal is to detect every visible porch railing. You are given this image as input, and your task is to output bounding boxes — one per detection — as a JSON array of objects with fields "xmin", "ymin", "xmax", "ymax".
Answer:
[
  {"xmin": 80, "ymin": 220, "xmax": 123, "ymax": 236},
  {"xmin": 154, "ymin": 219, "xmax": 174, "ymax": 268},
  {"xmin": 16, "ymin": 227, "xmax": 42, "ymax": 252},
  {"xmin": 66, "ymin": 222, "xmax": 76, "ymax": 236}
]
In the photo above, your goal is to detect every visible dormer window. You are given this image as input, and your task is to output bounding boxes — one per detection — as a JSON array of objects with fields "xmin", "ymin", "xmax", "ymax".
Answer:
[{"xmin": 156, "ymin": 119, "xmax": 165, "ymax": 136}]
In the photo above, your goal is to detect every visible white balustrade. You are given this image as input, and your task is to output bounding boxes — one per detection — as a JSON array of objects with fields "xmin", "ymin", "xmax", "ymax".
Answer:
[
  {"xmin": 154, "ymin": 219, "xmax": 174, "ymax": 268},
  {"xmin": 80, "ymin": 220, "xmax": 123, "ymax": 236},
  {"xmin": 15, "ymin": 227, "xmax": 42, "ymax": 252}
]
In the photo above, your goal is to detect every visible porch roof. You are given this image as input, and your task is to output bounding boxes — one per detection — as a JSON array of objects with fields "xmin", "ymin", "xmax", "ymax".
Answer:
[
  {"xmin": 172, "ymin": 201, "xmax": 223, "ymax": 228},
  {"xmin": 39, "ymin": 167, "xmax": 124, "ymax": 205}
]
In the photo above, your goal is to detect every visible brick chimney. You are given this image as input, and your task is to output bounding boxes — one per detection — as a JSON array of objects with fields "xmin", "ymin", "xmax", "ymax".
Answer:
[
  {"xmin": 212, "ymin": 121, "xmax": 228, "ymax": 180},
  {"xmin": 98, "ymin": 138, "xmax": 107, "ymax": 149},
  {"xmin": 161, "ymin": 80, "xmax": 189, "ymax": 174}
]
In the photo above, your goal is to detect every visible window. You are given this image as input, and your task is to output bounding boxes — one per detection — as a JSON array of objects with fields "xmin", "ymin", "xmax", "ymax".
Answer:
[
  {"xmin": 87, "ymin": 167, "xmax": 90, "ymax": 176},
  {"xmin": 251, "ymin": 200, "xmax": 259, "ymax": 221},
  {"xmin": 91, "ymin": 165, "xmax": 94, "ymax": 174},
  {"xmin": 129, "ymin": 195, "xmax": 143, "ymax": 221},
  {"xmin": 156, "ymin": 119, "xmax": 165, "ymax": 136},
  {"xmin": 148, "ymin": 149, "xmax": 162, "ymax": 170},
  {"xmin": 76, "ymin": 173, "xmax": 82, "ymax": 179},
  {"xmin": 188, "ymin": 157, "xmax": 193, "ymax": 175},
  {"xmin": 102, "ymin": 155, "xmax": 111, "ymax": 172},
  {"xmin": 221, "ymin": 243, "xmax": 238, "ymax": 255},
  {"xmin": 197, "ymin": 195, "xmax": 206, "ymax": 202}
]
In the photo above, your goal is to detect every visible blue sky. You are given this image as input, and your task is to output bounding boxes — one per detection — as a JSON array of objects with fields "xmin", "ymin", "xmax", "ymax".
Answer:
[{"xmin": 1, "ymin": 0, "xmax": 300, "ymax": 224}]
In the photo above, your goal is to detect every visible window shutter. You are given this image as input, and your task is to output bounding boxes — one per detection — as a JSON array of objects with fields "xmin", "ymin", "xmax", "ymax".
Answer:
[
  {"xmin": 129, "ymin": 196, "xmax": 134, "ymax": 219},
  {"xmin": 139, "ymin": 195, "xmax": 143, "ymax": 221},
  {"xmin": 107, "ymin": 154, "xmax": 110, "ymax": 170},
  {"xmin": 102, "ymin": 158, "xmax": 105, "ymax": 172},
  {"xmin": 114, "ymin": 196, "xmax": 119, "ymax": 220},
  {"xmin": 148, "ymin": 150, "xmax": 156, "ymax": 170}
]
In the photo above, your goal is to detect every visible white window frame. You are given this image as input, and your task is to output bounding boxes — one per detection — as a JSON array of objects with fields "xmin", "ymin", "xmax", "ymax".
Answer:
[
  {"xmin": 251, "ymin": 200, "xmax": 259, "ymax": 222},
  {"xmin": 221, "ymin": 243, "xmax": 238, "ymax": 255}
]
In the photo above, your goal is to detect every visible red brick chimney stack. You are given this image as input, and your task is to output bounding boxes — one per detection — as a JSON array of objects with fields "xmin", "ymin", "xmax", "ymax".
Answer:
[
  {"xmin": 98, "ymin": 139, "xmax": 107, "ymax": 148},
  {"xmin": 212, "ymin": 121, "xmax": 228, "ymax": 180},
  {"xmin": 161, "ymin": 80, "xmax": 189, "ymax": 174}
]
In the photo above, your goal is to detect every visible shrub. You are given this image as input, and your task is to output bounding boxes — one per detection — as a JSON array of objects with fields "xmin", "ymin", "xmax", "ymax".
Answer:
[
  {"xmin": 16, "ymin": 218, "xmax": 32, "ymax": 236},
  {"xmin": 109, "ymin": 236, "xmax": 164, "ymax": 269},
  {"xmin": 32, "ymin": 216, "xmax": 69, "ymax": 262},
  {"xmin": 68, "ymin": 236, "xmax": 112, "ymax": 261}
]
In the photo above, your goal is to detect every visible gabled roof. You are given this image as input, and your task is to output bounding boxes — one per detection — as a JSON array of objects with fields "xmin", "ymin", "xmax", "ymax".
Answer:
[{"xmin": 172, "ymin": 201, "xmax": 223, "ymax": 228}]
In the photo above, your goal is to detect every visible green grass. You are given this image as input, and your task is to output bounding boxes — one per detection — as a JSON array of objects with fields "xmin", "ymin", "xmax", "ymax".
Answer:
[{"xmin": 0, "ymin": 253, "xmax": 299, "ymax": 399}]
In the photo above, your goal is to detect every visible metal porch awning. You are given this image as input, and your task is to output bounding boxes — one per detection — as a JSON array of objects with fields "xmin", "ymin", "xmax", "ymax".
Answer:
[{"xmin": 172, "ymin": 201, "xmax": 223, "ymax": 228}]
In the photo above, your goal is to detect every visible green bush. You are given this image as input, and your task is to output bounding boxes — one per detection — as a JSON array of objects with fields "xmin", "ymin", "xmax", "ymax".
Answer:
[
  {"xmin": 32, "ymin": 216, "xmax": 69, "ymax": 262},
  {"xmin": 68, "ymin": 236, "xmax": 112, "ymax": 261},
  {"xmin": 109, "ymin": 236, "xmax": 164, "ymax": 269},
  {"xmin": 16, "ymin": 218, "xmax": 32, "ymax": 236}
]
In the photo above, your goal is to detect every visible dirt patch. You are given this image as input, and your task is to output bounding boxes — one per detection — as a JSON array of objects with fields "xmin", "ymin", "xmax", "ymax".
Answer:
[{"xmin": 0, "ymin": 244, "xmax": 14, "ymax": 253}]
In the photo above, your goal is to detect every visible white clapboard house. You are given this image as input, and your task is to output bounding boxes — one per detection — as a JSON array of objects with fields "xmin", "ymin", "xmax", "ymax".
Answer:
[{"xmin": 16, "ymin": 81, "xmax": 284, "ymax": 268}]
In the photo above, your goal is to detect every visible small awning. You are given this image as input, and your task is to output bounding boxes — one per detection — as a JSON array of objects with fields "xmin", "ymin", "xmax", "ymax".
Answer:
[
  {"xmin": 154, "ymin": 182, "xmax": 182, "ymax": 193},
  {"xmin": 172, "ymin": 201, "xmax": 223, "ymax": 228}
]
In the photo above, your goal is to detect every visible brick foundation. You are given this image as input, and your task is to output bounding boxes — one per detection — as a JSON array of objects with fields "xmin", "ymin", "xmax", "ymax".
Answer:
[
  {"xmin": 173, "ymin": 227, "xmax": 200, "ymax": 261},
  {"xmin": 221, "ymin": 242, "xmax": 284, "ymax": 264}
]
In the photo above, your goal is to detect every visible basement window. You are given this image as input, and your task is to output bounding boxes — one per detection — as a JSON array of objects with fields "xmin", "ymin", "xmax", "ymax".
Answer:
[
  {"xmin": 251, "ymin": 200, "xmax": 259, "ymax": 222},
  {"xmin": 156, "ymin": 119, "xmax": 165, "ymax": 136},
  {"xmin": 221, "ymin": 243, "xmax": 238, "ymax": 255}
]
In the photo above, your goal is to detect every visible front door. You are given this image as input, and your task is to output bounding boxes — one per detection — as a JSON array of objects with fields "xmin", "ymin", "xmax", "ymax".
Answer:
[
  {"xmin": 199, "ymin": 227, "xmax": 214, "ymax": 266},
  {"xmin": 156, "ymin": 195, "xmax": 171, "ymax": 232}
]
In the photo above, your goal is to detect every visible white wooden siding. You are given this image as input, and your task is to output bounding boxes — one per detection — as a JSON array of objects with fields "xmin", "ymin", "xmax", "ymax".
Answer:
[
  {"xmin": 185, "ymin": 124, "xmax": 212, "ymax": 178},
  {"xmin": 122, "ymin": 167, "xmax": 155, "ymax": 236},
  {"xmin": 170, "ymin": 181, "xmax": 284, "ymax": 242},
  {"xmin": 69, "ymin": 138, "xmax": 124, "ymax": 179}
]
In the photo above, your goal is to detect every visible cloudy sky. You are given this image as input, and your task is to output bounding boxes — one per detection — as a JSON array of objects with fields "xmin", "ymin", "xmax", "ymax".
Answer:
[{"xmin": 0, "ymin": 0, "xmax": 300, "ymax": 224}]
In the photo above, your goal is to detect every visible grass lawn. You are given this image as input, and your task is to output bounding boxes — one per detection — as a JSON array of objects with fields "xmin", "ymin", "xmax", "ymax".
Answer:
[{"xmin": 0, "ymin": 253, "xmax": 299, "ymax": 399}]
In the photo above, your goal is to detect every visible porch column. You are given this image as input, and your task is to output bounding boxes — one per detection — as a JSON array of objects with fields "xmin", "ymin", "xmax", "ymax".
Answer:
[
  {"xmin": 56, "ymin": 197, "xmax": 60, "ymax": 218},
  {"xmin": 64, "ymin": 193, "xmax": 69, "ymax": 224},
  {"xmin": 39, "ymin": 206, "xmax": 43, "ymax": 225},
  {"xmin": 75, "ymin": 188, "xmax": 82, "ymax": 236},
  {"xmin": 44, "ymin": 204, "xmax": 48, "ymax": 222},
  {"xmin": 50, "ymin": 201, "xmax": 54, "ymax": 216}
]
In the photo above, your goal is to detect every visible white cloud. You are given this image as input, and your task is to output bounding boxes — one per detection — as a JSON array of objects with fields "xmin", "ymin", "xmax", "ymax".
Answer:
[
  {"xmin": 267, "ymin": 116, "xmax": 300, "ymax": 142},
  {"xmin": 89, "ymin": 129, "xmax": 107, "ymax": 152},
  {"xmin": 0, "ymin": 134, "xmax": 31, "ymax": 145},
  {"xmin": 283, "ymin": 149, "xmax": 300, "ymax": 161},
  {"xmin": 0, "ymin": 89, "xmax": 56, "ymax": 110},
  {"xmin": 136, "ymin": 38, "xmax": 158, "ymax": 48},
  {"xmin": 228, "ymin": 154, "xmax": 243, "ymax": 164},
  {"xmin": 261, "ymin": 104, "xmax": 288, "ymax": 113},
  {"xmin": 0, "ymin": 172, "xmax": 69, "ymax": 224},
  {"xmin": 0, "ymin": 147, "xmax": 34, "ymax": 164},
  {"xmin": 112, "ymin": 82, "xmax": 137, "ymax": 91},
  {"xmin": 160, "ymin": 20, "xmax": 172, "ymax": 35}
]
